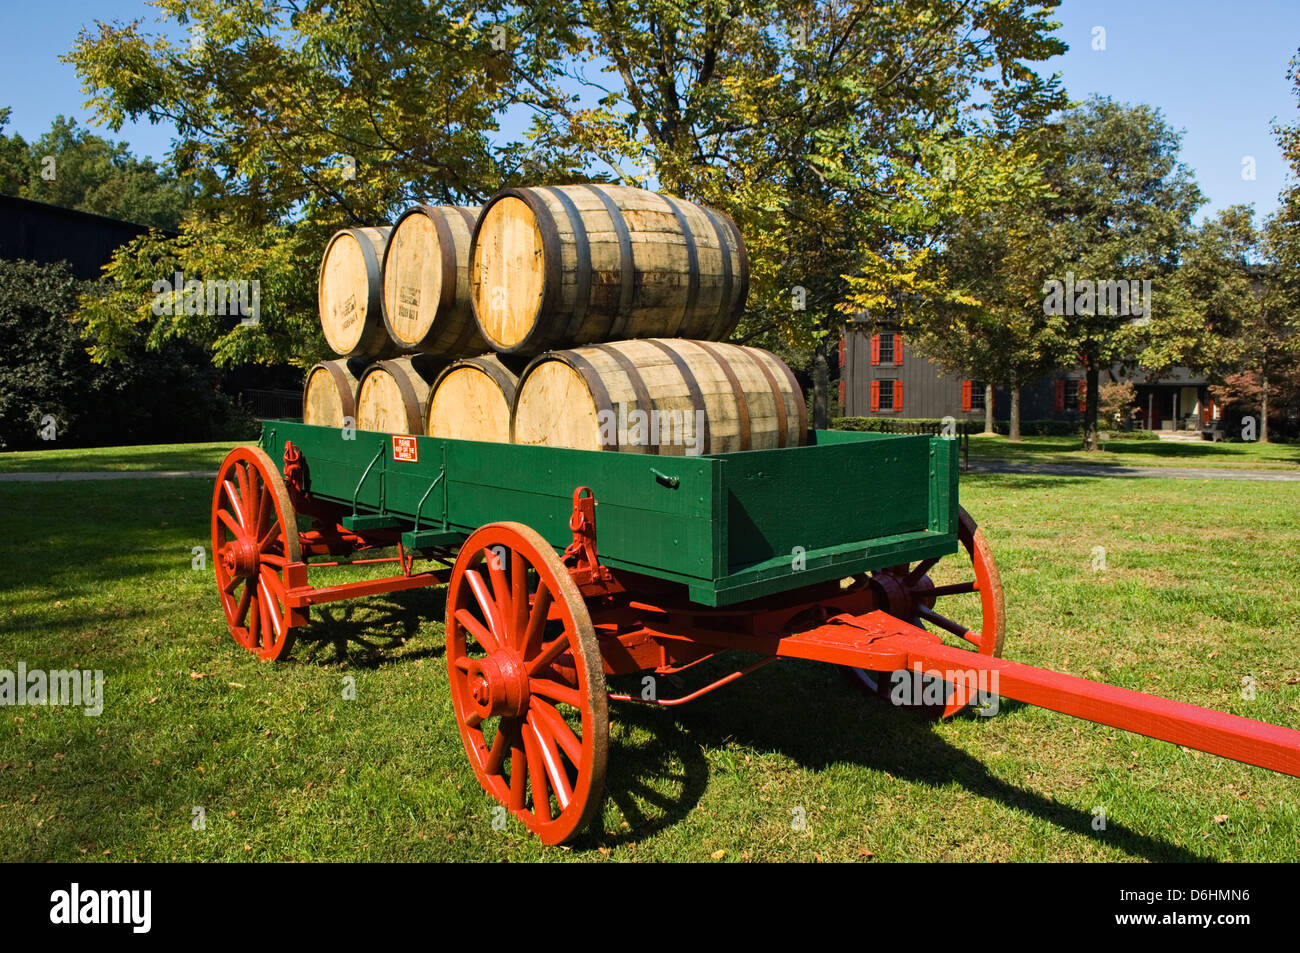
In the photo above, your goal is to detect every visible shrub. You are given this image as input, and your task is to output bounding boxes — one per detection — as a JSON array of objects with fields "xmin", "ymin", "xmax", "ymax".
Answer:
[
  {"xmin": 832, "ymin": 416, "xmax": 978, "ymax": 434},
  {"xmin": 989, "ymin": 419, "xmax": 1080, "ymax": 437},
  {"xmin": 0, "ymin": 258, "xmax": 257, "ymax": 450},
  {"xmin": 1102, "ymin": 429, "xmax": 1160, "ymax": 441}
]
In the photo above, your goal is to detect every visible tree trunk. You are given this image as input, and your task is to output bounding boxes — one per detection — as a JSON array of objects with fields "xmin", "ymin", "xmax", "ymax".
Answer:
[
  {"xmin": 984, "ymin": 383, "xmax": 994, "ymax": 434},
  {"xmin": 1260, "ymin": 368, "xmax": 1270, "ymax": 443},
  {"xmin": 813, "ymin": 348, "xmax": 829, "ymax": 431},
  {"xmin": 1009, "ymin": 375, "xmax": 1022, "ymax": 442},
  {"xmin": 1082, "ymin": 355, "xmax": 1100, "ymax": 451}
]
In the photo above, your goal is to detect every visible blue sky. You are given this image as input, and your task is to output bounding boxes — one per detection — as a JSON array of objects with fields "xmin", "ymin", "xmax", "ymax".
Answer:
[{"xmin": 3, "ymin": 1, "xmax": 1298, "ymax": 222}]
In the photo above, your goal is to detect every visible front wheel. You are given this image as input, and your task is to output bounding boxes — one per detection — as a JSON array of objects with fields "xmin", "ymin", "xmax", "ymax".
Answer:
[{"xmin": 445, "ymin": 522, "xmax": 609, "ymax": 844}]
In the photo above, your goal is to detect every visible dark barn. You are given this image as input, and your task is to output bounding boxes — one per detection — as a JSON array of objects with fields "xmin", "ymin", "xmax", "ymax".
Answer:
[{"xmin": 0, "ymin": 193, "xmax": 155, "ymax": 279}]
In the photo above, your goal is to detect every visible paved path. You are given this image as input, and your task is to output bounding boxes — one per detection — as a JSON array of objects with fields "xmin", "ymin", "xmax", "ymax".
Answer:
[
  {"xmin": 967, "ymin": 461, "xmax": 1300, "ymax": 482},
  {"xmin": 0, "ymin": 470, "xmax": 218, "ymax": 483}
]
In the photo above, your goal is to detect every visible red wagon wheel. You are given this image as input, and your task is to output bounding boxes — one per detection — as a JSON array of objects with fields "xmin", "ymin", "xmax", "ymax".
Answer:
[
  {"xmin": 211, "ymin": 446, "xmax": 301, "ymax": 661},
  {"xmin": 446, "ymin": 522, "xmax": 609, "ymax": 845},
  {"xmin": 847, "ymin": 506, "xmax": 1005, "ymax": 716}
]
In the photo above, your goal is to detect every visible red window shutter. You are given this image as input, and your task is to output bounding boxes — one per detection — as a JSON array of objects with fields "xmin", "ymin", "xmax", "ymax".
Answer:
[
  {"xmin": 870, "ymin": 379, "xmax": 880, "ymax": 412},
  {"xmin": 870, "ymin": 334, "xmax": 880, "ymax": 366},
  {"xmin": 894, "ymin": 380, "xmax": 902, "ymax": 412},
  {"xmin": 893, "ymin": 333, "xmax": 903, "ymax": 366},
  {"xmin": 961, "ymin": 380, "xmax": 972, "ymax": 412},
  {"xmin": 1054, "ymin": 379, "xmax": 1065, "ymax": 412},
  {"xmin": 1077, "ymin": 379, "xmax": 1087, "ymax": 412},
  {"xmin": 838, "ymin": 335, "xmax": 846, "ymax": 370}
]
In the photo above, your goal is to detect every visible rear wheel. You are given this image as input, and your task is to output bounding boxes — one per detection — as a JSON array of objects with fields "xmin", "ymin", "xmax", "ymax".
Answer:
[
  {"xmin": 845, "ymin": 506, "xmax": 1005, "ymax": 716},
  {"xmin": 212, "ymin": 446, "xmax": 301, "ymax": 661}
]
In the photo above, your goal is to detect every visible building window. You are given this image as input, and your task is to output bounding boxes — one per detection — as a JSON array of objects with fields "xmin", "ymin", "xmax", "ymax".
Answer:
[
  {"xmin": 871, "ymin": 332, "xmax": 903, "ymax": 367},
  {"xmin": 1064, "ymin": 379, "xmax": 1079, "ymax": 409},
  {"xmin": 969, "ymin": 381, "xmax": 985, "ymax": 411},
  {"xmin": 872, "ymin": 378, "xmax": 901, "ymax": 412}
]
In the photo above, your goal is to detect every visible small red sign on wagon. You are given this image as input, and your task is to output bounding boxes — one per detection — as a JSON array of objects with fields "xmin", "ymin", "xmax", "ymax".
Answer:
[{"xmin": 391, "ymin": 434, "xmax": 419, "ymax": 463}]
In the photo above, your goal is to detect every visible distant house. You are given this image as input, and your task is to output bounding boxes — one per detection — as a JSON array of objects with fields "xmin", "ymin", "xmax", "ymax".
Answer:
[
  {"xmin": 840, "ymin": 323, "xmax": 1221, "ymax": 430},
  {"xmin": 0, "ymin": 193, "xmax": 158, "ymax": 279}
]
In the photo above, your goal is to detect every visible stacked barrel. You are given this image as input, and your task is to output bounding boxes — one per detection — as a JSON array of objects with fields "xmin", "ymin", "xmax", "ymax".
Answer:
[{"xmin": 303, "ymin": 184, "xmax": 807, "ymax": 455}]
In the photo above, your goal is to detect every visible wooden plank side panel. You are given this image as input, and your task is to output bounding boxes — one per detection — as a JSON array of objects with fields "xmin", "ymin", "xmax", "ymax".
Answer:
[{"xmin": 720, "ymin": 434, "xmax": 936, "ymax": 572}]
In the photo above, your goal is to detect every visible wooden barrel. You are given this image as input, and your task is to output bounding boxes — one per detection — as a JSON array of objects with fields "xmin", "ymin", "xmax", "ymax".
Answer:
[
  {"xmin": 425, "ymin": 354, "xmax": 525, "ymax": 443},
  {"xmin": 355, "ymin": 355, "xmax": 443, "ymax": 434},
  {"xmin": 381, "ymin": 205, "xmax": 486, "ymax": 357},
  {"xmin": 302, "ymin": 358, "xmax": 369, "ymax": 428},
  {"xmin": 319, "ymin": 226, "xmax": 395, "ymax": 358},
  {"xmin": 512, "ymin": 339, "xmax": 805, "ymax": 456},
  {"xmin": 470, "ymin": 184, "xmax": 748, "ymax": 357}
]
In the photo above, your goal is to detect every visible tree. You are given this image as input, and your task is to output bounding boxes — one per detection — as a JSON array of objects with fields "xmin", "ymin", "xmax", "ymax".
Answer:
[
  {"xmin": 0, "ymin": 112, "xmax": 193, "ymax": 229},
  {"xmin": 1138, "ymin": 206, "xmax": 1292, "ymax": 441},
  {"xmin": 839, "ymin": 126, "xmax": 1067, "ymax": 440},
  {"xmin": 66, "ymin": 0, "xmax": 1068, "ymax": 379},
  {"xmin": 1098, "ymin": 380, "xmax": 1136, "ymax": 430},
  {"xmin": 1038, "ymin": 97, "xmax": 1202, "ymax": 450}
]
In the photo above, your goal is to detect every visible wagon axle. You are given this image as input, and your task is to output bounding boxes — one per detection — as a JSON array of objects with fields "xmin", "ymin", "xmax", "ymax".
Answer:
[{"xmin": 210, "ymin": 431, "xmax": 1299, "ymax": 845}]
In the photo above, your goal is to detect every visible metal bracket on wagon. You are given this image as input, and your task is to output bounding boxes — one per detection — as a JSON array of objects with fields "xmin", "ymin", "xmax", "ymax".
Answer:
[{"xmin": 563, "ymin": 486, "xmax": 615, "ymax": 590}]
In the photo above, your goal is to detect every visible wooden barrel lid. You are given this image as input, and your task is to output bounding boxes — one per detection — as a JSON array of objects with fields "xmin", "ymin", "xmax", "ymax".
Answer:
[
  {"xmin": 318, "ymin": 227, "xmax": 390, "ymax": 357},
  {"xmin": 426, "ymin": 355, "xmax": 522, "ymax": 443},
  {"xmin": 470, "ymin": 194, "xmax": 551, "ymax": 352}
]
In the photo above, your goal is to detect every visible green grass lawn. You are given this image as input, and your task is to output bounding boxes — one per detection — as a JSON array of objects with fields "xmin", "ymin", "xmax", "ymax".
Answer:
[
  {"xmin": 0, "ymin": 441, "xmax": 238, "ymax": 474},
  {"xmin": 968, "ymin": 432, "xmax": 1300, "ymax": 470},
  {"xmin": 1, "ymin": 444, "xmax": 1298, "ymax": 861}
]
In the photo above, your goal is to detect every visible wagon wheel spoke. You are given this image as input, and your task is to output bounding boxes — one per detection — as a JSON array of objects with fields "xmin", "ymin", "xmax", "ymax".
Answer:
[
  {"xmin": 446, "ymin": 522, "xmax": 607, "ymax": 845},
  {"xmin": 522, "ymin": 586, "xmax": 553, "ymax": 657},
  {"xmin": 222, "ymin": 480, "xmax": 246, "ymax": 529},
  {"xmin": 216, "ymin": 508, "xmax": 243, "ymax": 539},
  {"xmin": 465, "ymin": 569, "xmax": 506, "ymax": 645},
  {"xmin": 454, "ymin": 607, "xmax": 500, "ymax": 656},
  {"xmin": 234, "ymin": 464, "xmax": 251, "ymax": 526},
  {"xmin": 526, "ymin": 631, "xmax": 570, "ymax": 677},
  {"xmin": 927, "ymin": 581, "xmax": 977, "ymax": 598},
  {"xmin": 233, "ymin": 581, "xmax": 253, "ymax": 628},
  {"xmin": 532, "ymin": 698, "xmax": 583, "ymax": 765},
  {"xmin": 903, "ymin": 557, "xmax": 941, "ymax": 587}
]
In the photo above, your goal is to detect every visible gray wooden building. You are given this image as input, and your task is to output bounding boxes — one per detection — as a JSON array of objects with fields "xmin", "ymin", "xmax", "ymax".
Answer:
[
  {"xmin": 840, "ymin": 324, "xmax": 1219, "ymax": 430},
  {"xmin": 840, "ymin": 324, "xmax": 986, "ymax": 421}
]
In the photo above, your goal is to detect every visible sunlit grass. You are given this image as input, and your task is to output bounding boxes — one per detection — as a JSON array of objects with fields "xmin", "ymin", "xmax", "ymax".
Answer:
[{"xmin": 1, "ymin": 445, "xmax": 1297, "ymax": 861}]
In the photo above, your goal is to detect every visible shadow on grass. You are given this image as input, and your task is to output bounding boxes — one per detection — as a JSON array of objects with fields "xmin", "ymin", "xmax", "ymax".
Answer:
[
  {"xmin": 590, "ymin": 656, "xmax": 1213, "ymax": 861},
  {"xmin": 292, "ymin": 586, "xmax": 448, "ymax": 668}
]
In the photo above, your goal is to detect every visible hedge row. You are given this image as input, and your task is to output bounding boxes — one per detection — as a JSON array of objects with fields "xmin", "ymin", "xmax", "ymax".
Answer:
[{"xmin": 832, "ymin": 417, "xmax": 1163, "ymax": 440}]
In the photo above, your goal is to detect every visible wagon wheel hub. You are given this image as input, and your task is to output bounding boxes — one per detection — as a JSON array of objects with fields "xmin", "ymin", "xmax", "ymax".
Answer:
[
  {"xmin": 847, "ymin": 507, "xmax": 1006, "ymax": 718},
  {"xmin": 222, "ymin": 537, "xmax": 262, "ymax": 580},
  {"xmin": 465, "ymin": 653, "xmax": 530, "ymax": 720}
]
